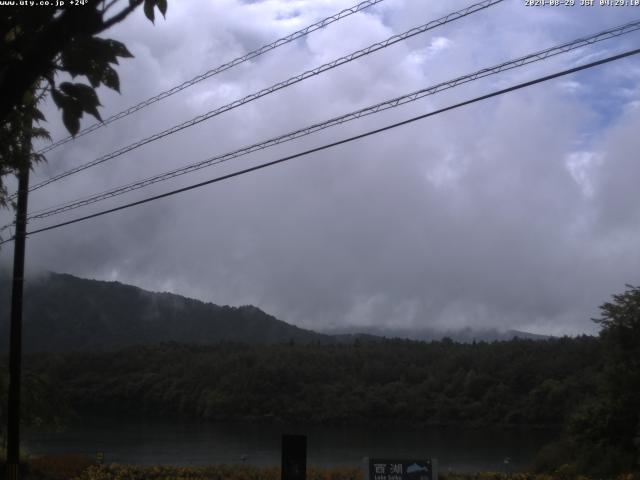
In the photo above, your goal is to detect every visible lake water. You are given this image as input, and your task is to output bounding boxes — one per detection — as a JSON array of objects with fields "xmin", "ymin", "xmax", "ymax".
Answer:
[{"xmin": 24, "ymin": 417, "xmax": 557, "ymax": 472}]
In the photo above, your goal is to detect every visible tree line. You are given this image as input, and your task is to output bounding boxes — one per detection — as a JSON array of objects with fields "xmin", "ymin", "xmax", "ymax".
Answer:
[{"xmin": 20, "ymin": 336, "xmax": 602, "ymax": 430}]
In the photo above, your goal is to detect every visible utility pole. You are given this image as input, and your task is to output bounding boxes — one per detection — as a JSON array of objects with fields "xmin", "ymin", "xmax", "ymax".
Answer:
[{"xmin": 6, "ymin": 147, "xmax": 31, "ymax": 480}]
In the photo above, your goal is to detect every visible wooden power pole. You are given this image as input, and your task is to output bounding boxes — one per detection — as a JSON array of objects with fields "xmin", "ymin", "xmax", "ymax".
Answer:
[{"xmin": 6, "ymin": 161, "xmax": 31, "ymax": 480}]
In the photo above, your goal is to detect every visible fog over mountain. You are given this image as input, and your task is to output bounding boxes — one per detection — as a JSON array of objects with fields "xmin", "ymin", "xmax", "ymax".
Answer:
[
  {"xmin": 0, "ymin": 272, "xmax": 331, "ymax": 353},
  {"xmin": 0, "ymin": 272, "xmax": 553, "ymax": 353},
  {"xmin": 2, "ymin": 0, "xmax": 640, "ymax": 336},
  {"xmin": 319, "ymin": 325, "xmax": 551, "ymax": 343}
]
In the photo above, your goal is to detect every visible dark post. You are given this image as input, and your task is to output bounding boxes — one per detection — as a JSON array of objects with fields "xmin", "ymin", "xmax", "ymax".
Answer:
[
  {"xmin": 281, "ymin": 434, "xmax": 307, "ymax": 480},
  {"xmin": 6, "ymin": 164, "xmax": 30, "ymax": 480}
]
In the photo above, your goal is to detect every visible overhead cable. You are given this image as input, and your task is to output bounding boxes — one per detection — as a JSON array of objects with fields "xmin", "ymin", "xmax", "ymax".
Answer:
[
  {"xmin": 25, "ymin": 19, "xmax": 640, "ymax": 221},
  {"xmin": 37, "ymin": 0, "xmax": 389, "ymax": 155},
  {"xmin": 1, "ymin": 46, "xmax": 635, "ymax": 245},
  {"xmin": 25, "ymin": 0, "xmax": 504, "ymax": 194}
]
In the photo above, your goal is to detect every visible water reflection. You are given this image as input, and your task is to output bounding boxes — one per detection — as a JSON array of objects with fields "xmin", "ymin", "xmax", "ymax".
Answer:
[{"xmin": 24, "ymin": 417, "xmax": 557, "ymax": 472}]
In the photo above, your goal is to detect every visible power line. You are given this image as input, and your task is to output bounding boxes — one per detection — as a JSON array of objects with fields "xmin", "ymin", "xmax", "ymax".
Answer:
[
  {"xmin": 25, "ymin": 0, "xmax": 504, "ymax": 194},
  {"xmin": 2, "ymin": 47, "xmax": 636, "ymax": 245},
  {"xmin": 36, "ymin": 0, "xmax": 388, "ymax": 156},
  {"xmin": 24, "ymin": 19, "xmax": 640, "ymax": 221}
]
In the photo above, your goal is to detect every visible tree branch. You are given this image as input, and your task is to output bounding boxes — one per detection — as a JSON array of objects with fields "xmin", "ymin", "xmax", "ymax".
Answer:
[
  {"xmin": 0, "ymin": 2, "xmax": 144, "ymax": 123},
  {"xmin": 102, "ymin": 0, "xmax": 121, "ymax": 15},
  {"xmin": 102, "ymin": 0, "xmax": 143, "ymax": 30}
]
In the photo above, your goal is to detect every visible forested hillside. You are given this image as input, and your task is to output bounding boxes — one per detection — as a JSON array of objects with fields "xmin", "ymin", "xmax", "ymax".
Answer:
[
  {"xmin": 0, "ymin": 272, "xmax": 331, "ymax": 352},
  {"xmin": 24, "ymin": 336, "xmax": 601, "ymax": 428}
]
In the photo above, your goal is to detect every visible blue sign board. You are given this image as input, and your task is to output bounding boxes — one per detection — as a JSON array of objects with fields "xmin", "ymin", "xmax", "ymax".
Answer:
[{"xmin": 367, "ymin": 458, "xmax": 436, "ymax": 480}]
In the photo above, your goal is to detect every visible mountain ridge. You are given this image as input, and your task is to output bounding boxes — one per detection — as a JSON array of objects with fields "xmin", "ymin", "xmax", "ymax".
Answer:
[
  {"xmin": 0, "ymin": 272, "xmax": 332, "ymax": 352},
  {"xmin": 0, "ymin": 271, "xmax": 552, "ymax": 353}
]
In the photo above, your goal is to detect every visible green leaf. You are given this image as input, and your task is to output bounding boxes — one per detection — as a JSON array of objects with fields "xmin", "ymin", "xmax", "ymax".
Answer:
[
  {"xmin": 31, "ymin": 127, "xmax": 51, "ymax": 140},
  {"xmin": 60, "ymin": 82, "xmax": 102, "ymax": 122},
  {"xmin": 86, "ymin": 67, "xmax": 102, "ymax": 89},
  {"xmin": 50, "ymin": 88, "xmax": 67, "ymax": 109},
  {"xmin": 59, "ymin": 82, "xmax": 89, "ymax": 101},
  {"xmin": 101, "ymin": 65, "xmax": 120, "ymax": 93},
  {"xmin": 61, "ymin": 37, "xmax": 133, "ymax": 89},
  {"xmin": 106, "ymin": 39, "xmax": 133, "ymax": 59},
  {"xmin": 32, "ymin": 108, "xmax": 46, "ymax": 123},
  {"xmin": 144, "ymin": 0, "xmax": 155, "ymax": 23},
  {"xmin": 53, "ymin": 83, "xmax": 103, "ymax": 133},
  {"xmin": 156, "ymin": 0, "xmax": 167, "ymax": 17},
  {"xmin": 62, "ymin": 108, "xmax": 80, "ymax": 136},
  {"xmin": 31, "ymin": 152, "xmax": 47, "ymax": 165}
]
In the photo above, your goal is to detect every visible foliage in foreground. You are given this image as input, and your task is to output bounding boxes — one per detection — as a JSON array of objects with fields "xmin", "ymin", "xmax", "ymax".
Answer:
[
  {"xmin": 21, "ymin": 461, "xmax": 639, "ymax": 480},
  {"xmin": 75, "ymin": 464, "xmax": 360, "ymax": 480},
  {"xmin": 1, "ymin": 460, "xmax": 358, "ymax": 480},
  {"xmin": 566, "ymin": 285, "xmax": 640, "ymax": 475},
  {"xmin": 0, "ymin": 0, "xmax": 169, "ymax": 211}
]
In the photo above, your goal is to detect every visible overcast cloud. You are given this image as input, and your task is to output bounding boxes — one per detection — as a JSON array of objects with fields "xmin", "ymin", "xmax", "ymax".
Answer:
[{"xmin": 2, "ymin": 0, "xmax": 640, "ymax": 336}]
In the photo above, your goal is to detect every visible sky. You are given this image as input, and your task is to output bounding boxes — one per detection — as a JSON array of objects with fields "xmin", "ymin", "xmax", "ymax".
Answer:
[{"xmin": 2, "ymin": 0, "xmax": 640, "ymax": 336}]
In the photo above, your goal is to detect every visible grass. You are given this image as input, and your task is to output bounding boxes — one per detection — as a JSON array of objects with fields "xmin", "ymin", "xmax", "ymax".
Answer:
[{"xmin": 0, "ymin": 457, "xmax": 636, "ymax": 480}]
